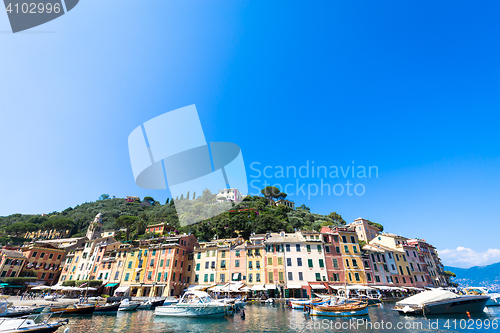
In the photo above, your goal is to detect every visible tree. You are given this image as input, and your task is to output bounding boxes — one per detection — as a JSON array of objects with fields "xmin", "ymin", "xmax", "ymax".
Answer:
[
  {"xmin": 297, "ymin": 204, "xmax": 310, "ymax": 211},
  {"xmin": 327, "ymin": 212, "xmax": 346, "ymax": 225},
  {"xmin": 165, "ymin": 198, "xmax": 170, "ymax": 204},
  {"xmin": 261, "ymin": 186, "xmax": 287, "ymax": 204},
  {"xmin": 367, "ymin": 220, "xmax": 384, "ymax": 232},
  {"xmin": 115, "ymin": 215, "xmax": 139, "ymax": 241},
  {"xmin": 143, "ymin": 196, "xmax": 155, "ymax": 205},
  {"xmin": 186, "ymin": 191, "xmax": 190, "ymax": 201},
  {"xmin": 193, "ymin": 192, "xmax": 196, "ymax": 200},
  {"xmin": 98, "ymin": 194, "xmax": 110, "ymax": 201},
  {"xmin": 444, "ymin": 271, "xmax": 456, "ymax": 277}
]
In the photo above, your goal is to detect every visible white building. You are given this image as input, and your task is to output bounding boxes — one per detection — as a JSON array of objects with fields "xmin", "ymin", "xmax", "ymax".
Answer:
[{"xmin": 217, "ymin": 188, "xmax": 243, "ymax": 203}]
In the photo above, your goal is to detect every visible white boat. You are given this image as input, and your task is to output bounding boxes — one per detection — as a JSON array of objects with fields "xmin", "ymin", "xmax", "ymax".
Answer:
[
  {"xmin": 393, "ymin": 289, "xmax": 489, "ymax": 315},
  {"xmin": 0, "ymin": 312, "xmax": 68, "ymax": 333},
  {"xmin": 289, "ymin": 298, "xmax": 321, "ymax": 309},
  {"xmin": 154, "ymin": 291, "xmax": 230, "ymax": 317},
  {"xmin": 463, "ymin": 287, "xmax": 500, "ymax": 306},
  {"xmin": 118, "ymin": 299, "xmax": 140, "ymax": 311}
]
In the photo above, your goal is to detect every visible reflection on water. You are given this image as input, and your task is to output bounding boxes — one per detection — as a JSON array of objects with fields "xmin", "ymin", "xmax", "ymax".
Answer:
[{"xmin": 57, "ymin": 303, "xmax": 500, "ymax": 333}]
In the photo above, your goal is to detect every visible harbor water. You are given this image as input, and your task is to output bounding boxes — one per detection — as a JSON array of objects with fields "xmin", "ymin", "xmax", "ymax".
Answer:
[{"xmin": 56, "ymin": 302, "xmax": 500, "ymax": 333}]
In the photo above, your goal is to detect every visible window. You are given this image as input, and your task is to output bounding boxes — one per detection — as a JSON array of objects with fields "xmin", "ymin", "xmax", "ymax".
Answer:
[
  {"xmin": 285, "ymin": 244, "xmax": 290, "ymax": 252},
  {"xmin": 268, "ymin": 257, "xmax": 272, "ymax": 265},
  {"xmin": 150, "ymin": 259, "xmax": 154, "ymax": 267},
  {"xmin": 298, "ymin": 272, "xmax": 303, "ymax": 281},
  {"xmin": 399, "ymin": 266, "xmax": 404, "ymax": 275},
  {"xmin": 157, "ymin": 272, "xmax": 161, "ymax": 282},
  {"xmin": 48, "ymin": 253, "xmax": 53, "ymax": 259},
  {"xmin": 268, "ymin": 272, "xmax": 273, "ymax": 282},
  {"xmin": 325, "ymin": 246, "xmax": 330, "ymax": 253},
  {"xmin": 315, "ymin": 273, "xmax": 321, "ymax": 281},
  {"xmin": 332, "ymin": 258, "xmax": 338, "ymax": 268},
  {"xmin": 308, "ymin": 259, "xmax": 313, "ymax": 268},
  {"xmin": 32, "ymin": 252, "xmax": 38, "ymax": 258},
  {"xmin": 164, "ymin": 272, "xmax": 168, "ymax": 281},
  {"xmin": 160, "ymin": 259, "xmax": 164, "ymax": 268},
  {"xmin": 235, "ymin": 260, "xmax": 240, "ymax": 268},
  {"xmin": 352, "ymin": 259, "xmax": 358, "ymax": 267},
  {"xmin": 319, "ymin": 259, "xmax": 324, "ymax": 268},
  {"xmin": 256, "ymin": 273, "xmax": 261, "ymax": 282},
  {"xmin": 402, "ymin": 277, "xmax": 406, "ymax": 284},
  {"xmin": 221, "ymin": 250, "xmax": 226, "ymax": 258},
  {"xmin": 221, "ymin": 260, "xmax": 226, "ymax": 269},
  {"xmin": 124, "ymin": 273, "xmax": 130, "ymax": 281},
  {"xmin": 147, "ymin": 272, "xmax": 151, "ymax": 280},
  {"xmin": 172, "ymin": 273, "xmax": 176, "ymax": 281},
  {"xmin": 348, "ymin": 272, "xmax": 352, "ymax": 281},
  {"xmin": 286, "ymin": 258, "xmax": 292, "ymax": 266},
  {"xmin": 353, "ymin": 246, "xmax": 358, "ymax": 253},
  {"xmin": 317, "ymin": 245, "xmax": 322, "ymax": 252},
  {"xmin": 350, "ymin": 236, "xmax": 355, "ymax": 243},
  {"xmin": 197, "ymin": 252, "xmax": 201, "ymax": 259},
  {"xmin": 277, "ymin": 257, "xmax": 283, "ymax": 265},
  {"xmin": 406, "ymin": 266, "xmax": 411, "ymax": 275},
  {"xmin": 410, "ymin": 263, "xmax": 414, "ymax": 271},
  {"xmin": 278, "ymin": 271, "xmax": 284, "ymax": 281},
  {"xmin": 196, "ymin": 263, "xmax": 200, "ymax": 271},
  {"xmin": 57, "ymin": 255, "xmax": 61, "ymax": 260},
  {"xmin": 375, "ymin": 275, "xmax": 380, "ymax": 282},
  {"xmin": 344, "ymin": 245, "xmax": 349, "ymax": 253},
  {"xmin": 345, "ymin": 259, "xmax": 350, "ymax": 267},
  {"xmin": 115, "ymin": 271, "xmax": 119, "ymax": 280},
  {"xmin": 256, "ymin": 261, "xmax": 261, "ymax": 269},
  {"xmin": 195, "ymin": 275, "xmax": 199, "ymax": 283},
  {"xmin": 341, "ymin": 236, "xmax": 347, "ymax": 243},
  {"xmin": 403, "ymin": 255, "xmax": 406, "ymax": 262},
  {"xmin": 221, "ymin": 274, "xmax": 225, "ymax": 282},
  {"xmin": 248, "ymin": 261, "xmax": 253, "ymax": 269},
  {"xmin": 388, "ymin": 252, "xmax": 392, "ymax": 259},
  {"xmin": 175, "ymin": 260, "xmax": 178, "ymax": 267},
  {"xmin": 332, "ymin": 273, "xmax": 339, "ymax": 281},
  {"xmin": 204, "ymin": 274, "xmax": 208, "ymax": 282},
  {"xmin": 248, "ymin": 274, "xmax": 252, "ymax": 282},
  {"xmin": 288, "ymin": 272, "xmax": 293, "ymax": 280},
  {"xmin": 296, "ymin": 244, "xmax": 301, "ymax": 252},
  {"xmin": 297, "ymin": 258, "xmax": 302, "ymax": 266},
  {"xmin": 306, "ymin": 245, "xmax": 311, "ymax": 252},
  {"xmin": 205, "ymin": 262, "xmax": 209, "ymax": 269},
  {"xmin": 210, "ymin": 274, "xmax": 214, "ymax": 282},
  {"xmin": 41, "ymin": 273, "xmax": 46, "ymax": 279},
  {"xmin": 40, "ymin": 253, "xmax": 45, "ymax": 258}
]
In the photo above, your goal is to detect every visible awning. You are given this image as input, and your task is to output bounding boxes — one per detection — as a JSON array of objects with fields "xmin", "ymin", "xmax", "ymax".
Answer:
[
  {"xmin": 251, "ymin": 285, "xmax": 266, "ymax": 291},
  {"xmin": 114, "ymin": 286, "xmax": 130, "ymax": 294},
  {"xmin": 309, "ymin": 284, "xmax": 326, "ymax": 289},
  {"xmin": 286, "ymin": 284, "xmax": 302, "ymax": 289},
  {"xmin": 104, "ymin": 283, "xmax": 118, "ymax": 287}
]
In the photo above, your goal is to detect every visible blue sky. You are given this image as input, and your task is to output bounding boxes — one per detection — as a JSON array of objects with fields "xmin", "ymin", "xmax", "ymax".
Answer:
[{"xmin": 1, "ymin": 1, "xmax": 499, "ymax": 268}]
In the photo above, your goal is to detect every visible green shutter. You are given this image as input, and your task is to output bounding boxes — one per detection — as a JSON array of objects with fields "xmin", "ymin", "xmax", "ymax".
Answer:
[
  {"xmin": 308, "ymin": 259, "xmax": 313, "ymax": 268},
  {"xmin": 306, "ymin": 245, "xmax": 311, "ymax": 252},
  {"xmin": 319, "ymin": 259, "xmax": 324, "ymax": 268}
]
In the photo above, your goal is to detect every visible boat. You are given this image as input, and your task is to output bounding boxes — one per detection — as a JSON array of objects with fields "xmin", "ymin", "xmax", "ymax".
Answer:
[
  {"xmin": 351, "ymin": 295, "xmax": 382, "ymax": 306},
  {"xmin": 234, "ymin": 299, "xmax": 247, "ymax": 309},
  {"xmin": 0, "ymin": 299, "xmax": 34, "ymax": 318},
  {"xmin": 138, "ymin": 300, "xmax": 153, "ymax": 310},
  {"xmin": 289, "ymin": 298, "xmax": 322, "ymax": 309},
  {"xmin": 0, "ymin": 313, "xmax": 68, "ymax": 333},
  {"xmin": 150, "ymin": 299, "xmax": 165, "ymax": 307},
  {"xmin": 161, "ymin": 299, "xmax": 178, "ymax": 306},
  {"xmin": 310, "ymin": 301, "xmax": 369, "ymax": 317},
  {"xmin": 463, "ymin": 287, "xmax": 500, "ymax": 306},
  {"xmin": 94, "ymin": 302, "xmax": 120, "ymax": 313},
  {"xmin": 118, "ymin": 299, "xmax": 140, "ymax": 311},
  {"xmin": 393, "ymin": 289, "xmax": 489, "ymax": 315},
  {"xmin": 50, "ymin": 304, "xmax": 95, "ymax": 315},
  {"xmin": 154, "ymin": 291, "xmax": 230, "ymax": 317}
]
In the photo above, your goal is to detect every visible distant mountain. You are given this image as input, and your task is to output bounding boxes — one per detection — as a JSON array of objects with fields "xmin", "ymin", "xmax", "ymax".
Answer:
[{"xmin": 445, "ymin": 262, "xmax": 500, "ymax": 291}]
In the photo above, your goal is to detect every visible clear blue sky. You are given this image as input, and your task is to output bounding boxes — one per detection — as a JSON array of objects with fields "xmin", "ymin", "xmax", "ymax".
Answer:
[{"xmin": 1, "ymin": 1, "xmax": 499, "ymax": 268}]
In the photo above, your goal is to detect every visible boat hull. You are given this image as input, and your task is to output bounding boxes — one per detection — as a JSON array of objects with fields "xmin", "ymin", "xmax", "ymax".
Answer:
[
  {"xmin": 50, "ymin": 306, "xmax": 95, "ymax": 315},
  {"xmin": 154, "ymin": 305, "xmax": 228, "ymax": 317},
  {"xmin": 395, "ymin": 296, "xmax": 489, "ymax": 315},
  {"xmin": 94, "ymin": 304, "xmax": 120, "ymax": 312},
  {"xmin": 118, "ymin": 304, "xmax": 139, "ymax": 311},
  {"xmin": 310, "ymin": 305, "xmax": 369, "ymax": 317},
  {"xmin": 487, "ymin": 297, "xmax": 500, "ymax": 306}
]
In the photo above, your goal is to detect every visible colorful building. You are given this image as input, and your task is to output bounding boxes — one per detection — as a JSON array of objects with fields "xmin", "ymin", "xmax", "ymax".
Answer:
[
  {"xmin": 0, "ymin": 249, "xmax": 27, "ymax": 280},
  {"xmin": 21, "ymin": 243, "xmax": 65, "ymax": 285}
]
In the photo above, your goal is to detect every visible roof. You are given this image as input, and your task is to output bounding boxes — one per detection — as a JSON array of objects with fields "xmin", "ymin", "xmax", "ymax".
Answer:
[{"xmin": 1, "ymin": 249, "xmax": 27, "ymax": 259}]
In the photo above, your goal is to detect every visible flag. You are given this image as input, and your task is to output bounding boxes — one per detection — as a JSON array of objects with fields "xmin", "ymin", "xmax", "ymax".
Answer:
[{"xmin": 79, "ymin": 283, "xmax": 87, "ymax": 288}]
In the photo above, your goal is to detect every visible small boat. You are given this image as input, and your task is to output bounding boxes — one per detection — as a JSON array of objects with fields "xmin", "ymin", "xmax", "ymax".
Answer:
[
  {"xmin": 94, "ymin": 303, "xmax": 120, "ymax": 313},
  {"xmin": 310, "ymin": 301, "xmax": 369, "ymax": 317},
  {"xmin": 118, "ymin": 299, "xmax": 139, "ymax": 311},
  {"xmin": 138, "ymin": 300, "xmax": 153, "ymax": 310},
  {"xmin": 289, "ymin": 298, "xmax": 321, "ymax": 309},
  {"xmin": 463, "ymin": 287, "xmax": 500, "ymax": 306},
  {"xmin": 50, "ymin": 304, "xmax": 95, "ymax": 315},
  {"xmin": 234, "ymin": 299, "xmax": 247, "ymax": 309},
  {"xmin": 154, "ymin": 291, "xmax": 230, "ymax": 317},
  {"xmin": 0, "ymin": 313, "xmax": 68, "ymax": 333},
  {"xmin": 150, "ymin": 299, "xmax": 165, "ymax": 307},
  {"xmin": 161, "ymin": 299, "xmax": 178, "ymax": 306},
  {"xmin": 351, "ymin": 295, "xmax": 382, "ymax": 306},
  {"xmin": 393, "ymin": 289, "xmax": 489, "ymax": 315}
]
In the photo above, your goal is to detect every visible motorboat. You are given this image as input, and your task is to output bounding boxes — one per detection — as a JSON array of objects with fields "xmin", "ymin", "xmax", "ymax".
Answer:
[
  {"xmin": 154, "ymin": 291, "xmax": 230, "ymax": 317},
  {"xmin": 351, "ymin": 295, "xmax": 382, "ymax": 305},
  {"xmin": 118, "ymin": 299, "xmax": 140, "ymax": 311},
  {"xmin": 463, "ymin": 287, "xmax": 500, "ymax": 306},
  {"xmin": 0, "ymin": 298, "xmax": 34, "ymax": 318},
  {"xmin": 94, "ymin": 302, "xmax": 120, "ymax": 313},
  {"xmin": 393, "ymin": 289, "xmax": 489, "ymax": 315},
  {"xmin": 310, "ymin": 301, "xmax": 369, "ymax": 317},
  {"xmin": 138, "ymin": 300, "xmax": 153, "ymax": 310},
  {"xmin": 0, "ymin": 313, "xmax": 68, "ymax": 333},
  {"xmin": 161, "ymin": 299, "xmax": 178, "ymax": 306},
  {"xmin": 50, "ymin": 304, "xmax": 95, "ymax": 315}
]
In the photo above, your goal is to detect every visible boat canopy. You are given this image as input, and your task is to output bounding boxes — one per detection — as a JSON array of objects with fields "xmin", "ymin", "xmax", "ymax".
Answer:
[{"xmin": 396, "ymin": 290, "xmax": 459, "ymax": 306}]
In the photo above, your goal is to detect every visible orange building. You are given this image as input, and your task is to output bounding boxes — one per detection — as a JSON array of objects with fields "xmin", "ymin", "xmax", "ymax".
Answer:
[
  {"xmin": 21, "ymin": 243, "xmax": 65, "ymax": 286},
  {"xmin": 145, "ymin": 223, "xmax": 173, "ymax": 236}
]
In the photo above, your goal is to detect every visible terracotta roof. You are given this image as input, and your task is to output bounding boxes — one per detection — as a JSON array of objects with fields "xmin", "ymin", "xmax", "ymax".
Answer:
[{"xmin": 1, "ymin": 249, "xmax": 27, "ymax": 259}]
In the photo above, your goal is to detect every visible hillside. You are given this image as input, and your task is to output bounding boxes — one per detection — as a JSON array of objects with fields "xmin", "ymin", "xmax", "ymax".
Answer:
[
  {"xmin": 0, "ymin": 191, "xmax": 349, "ymax": 243},
  {"xmin": 445, "ymin": 262, "xmax": 500, "ymax": 291}
]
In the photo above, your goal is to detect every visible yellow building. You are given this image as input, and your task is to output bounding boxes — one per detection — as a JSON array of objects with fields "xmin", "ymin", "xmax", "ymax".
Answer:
[
  {"xmin": 191, "ymin": 241, "xmax": 218, "ymax": 287},
  {"xmin": 0, "ymin": 249, "xmax": 27, "ymax": 280},
  {"xmin": 338, "ymin": 227, "xmax": 367, "ymax": 285}
]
